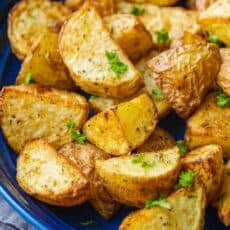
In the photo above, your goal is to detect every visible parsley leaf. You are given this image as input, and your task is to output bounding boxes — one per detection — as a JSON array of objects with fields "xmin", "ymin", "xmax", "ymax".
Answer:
[
  {"xmin": 174, "ymin": 170, "xmax": 197, "ymax": 190},
  {"xmin": 130, "ymin": 5, "xmax": 145, "ymax": 16},
  {"xmin": 156, "ymin": 29, "xmax": 170, "ymax": 44},
  {"xmin": 105, "ymin": 51, "xmax": 128, "ymax": 78},
  {"xmin": 152, "ymin": 88, "xmax": 165, "ymax": 101},
  {"xmin": 90, "ymin": 95, "xmax": 98, "ymax": 100},
  {"xmin": 71, "ymin": 130, "xmax": 86, "ymax": 144},
  {"xmin": 80, "ymin": 220, "xmax": 98, "ymax": 226},
  {"xmin": 215, "ymin": 89, "xmax": 230, "ymax": 108},
  {"xmin": 132, "ymin": 153, "xmax": 145, "ymax": 164},
  {"xmin": 145, "ymin": 194, "xmax": 171, "ymax": 209},
  {"xmin": 208, "ymin": 32, "xmax": 224, "ymax": 47},
  {"xmin": 66, "ymin": 120, "xmax": 76, "ymax": 129},
  {"xmin": 142, "ymin": 161, "xmax": 155, "ymax": 168},
  {"xmin": 176, "ymin": 140, "xmax": 187, "ymax": 157},
  {"xmin": 24, "ymin": 72, "xmax": 34, "ymax": 85}
]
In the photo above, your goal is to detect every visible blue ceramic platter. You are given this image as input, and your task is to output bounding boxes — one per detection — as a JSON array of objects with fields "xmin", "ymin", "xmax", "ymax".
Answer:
[{"xmin": 0, "ymin": 0, "xmax": 229, "ymax": 229}]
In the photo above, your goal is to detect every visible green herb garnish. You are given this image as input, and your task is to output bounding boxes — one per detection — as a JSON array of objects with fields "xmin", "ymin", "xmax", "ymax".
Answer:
[
  {"xmin": 105, "ymin": 51, "xmax": 128, "ymax": 78},
  {"xmin": 80, "ymin": 220, "xmax": 98, "ymax": 226},
  {"xmin": 24, "ymin": 72, "xmax": 34, "ymax": 85},
  {"xmin": 71, "ymin": 130, "xmax": 86, "ymax": 144},
  {"xmin": 208, "ymin": 32, "xmax": 223, "ymax": 47},
  {"xmin": 132, "ymin": 153, "xmax": 145, "ymax": 164},
  {"xmin": 152, "ymin": 88, "xmax": 165, "ymax": 101},
  {"xmin": 142, "ymin": 161, "xmax": 155, "ymax": 168},
  {"xmin": 176, "ymin": 140, "xmax": 187, "ymax": 157},
  {"xmin": 156, "ymin": 29, "xmax": 170, "ymax": 44},
  {"xmin": 145, "ymin": 194, "xmax": 171, "ymax": 209},
  {"xmin": 66, "ymin": 120, "xmax": 76, "ymax": 129},
  {"xmin": 215, "ymin": 89, "xmax": 230, "ymax": 108},
  {"xmin": 226, "ymin": 171, "xmax": 230, "ymax": 176},
  {"xmin": 90, "ymin": 95, "xmax": 98, "ymax": 100},
  {"xmin": 174, "ymin": 170, "xmax": 197, "ymax": 190},
  {"xmin": 130, "ymin": 5, "xmax": 145, "ymax": 16}
]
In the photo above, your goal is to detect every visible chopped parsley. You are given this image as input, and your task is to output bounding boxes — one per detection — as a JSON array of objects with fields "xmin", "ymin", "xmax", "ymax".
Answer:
[
  {"xmin": 176, "ymin": 140, "xmax": 187, "ymax": 157},
  {"xmin": 66, "ymin": 120, "xmax": 76, "ymax": 129},
  {"xmin": 174, "ymin": 170, "xmax": 197, "ymax": 190},
  {"xmin": 130, "ymin": 5, "xmax": 145, "ymax": 16},
  {"xmin": 90, "ymin": 95, "xmax": 98, "ymax": 100},
  {"xmin": 132, "ymin": 153, "xmax": 145, "ymax": 164},
  {"xmin": 152, "ymin": 88, "xmax": 165, "ymax": 101},
  {"xmin": 156, "ymin": 29, "xmax": 170, "ymax": 44},
  {"xmin": 80, "ymin": 220, "xmax": 98, "ymax": 226},
  {"xmin": 215, "ymin": 89, "xmax": 230, "ymax": 108},
  {"xmin": 71, "ymin": 130, "xmax": 86, "ymax": 144},
  {"xmin": 24, "ymin": 72, "xmax": 34, "ymax": 85},
  {"xmin": 208, "ymin": 32, "xmax": 224, "ymax": 47},
  {"xmin": 142, "ymin": 161, "xmax": 155, "ymax": 168},
  {"xmin": 226, "ymin": 171, "xmax": 230, "ymax": 176},
  {"xmin": 145, "ymin": 194, "xmax": 171, "ymax": 210},
  {"xmin": 105, "ymin": 51, "xmax": 128, "ymax": 78}
]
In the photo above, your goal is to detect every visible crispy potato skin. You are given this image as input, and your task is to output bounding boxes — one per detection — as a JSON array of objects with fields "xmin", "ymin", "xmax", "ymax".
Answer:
[
  {"xmin": 59, "ymin": 2, "xmax": 143, "ymax": 99},
  {"xmin": 96, "ymin": 147, "xmax": 181, "ymax": 207},
  {"xmin": 17, "ymin": 139, "xmax": 89, "ymax": 207},
  {"xmin": 137, "ymin": 126, "xmax": 175, "ymax": 152},
  {"xmin": 16, "ymin": 31, "xmax": 75, "ymax": 90},
  {"xmin": 185, "ymin": 93, "xmax": 230, "ymax": 159},
  {"xmin": 217, "ymin": 48, "xmax": 230, "ymax": 96},
  {"xmin": 0, "ymin": 84, "xmax": 88, "ymax": 153},
  {"xmin": 182, "ymin": 145, "xmax": 224, "ymax": 203},
  {"xmin": 148, "ymin": 43, "xmax": 221, "ymax": 119},
  {"xmin": 8, "ymin": 0, "xmax": 71, "ymax": 60},
  {"xmin": 186, "ymin": 0, "xmax": 217, "ymax": 11},
  {"xmin": 58, "ymin": 142, "xmax": 121, "ymax": 219},
  {"xmin": 123, "ymin": 0, "xmax": 179, "ymax": 7},
  {"xmin": 119, "ymin": 187, "xmax": 206, "ymax": 230}
]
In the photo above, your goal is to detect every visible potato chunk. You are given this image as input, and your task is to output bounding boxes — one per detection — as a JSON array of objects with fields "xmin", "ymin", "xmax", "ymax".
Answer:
[
  {"xmin": 148, "ymin": 43, "xmax": 221, "ymax": 119},
  {"xmin": 119, "ymin": 187, "xmax": 206, "ymax": 230},
  {"xmin": 58, "ymin": 142, "xmax": 121, "ymax": 219},
  {"xmin": 16, "ymin": 31, "xmax": 75, "ymax": 90},
  {"xmin": 8, "ymin": 0, "xmax": 71, "ymax": 60},
  {"xmin": 181, "ymin": 145, "xmax": 224, "ymax": 203},
  {"xmin": 186, "ymin": 0, "xmax": 217, "ymax": 11},
  {"xmin": 185, "ymin": 93, "xmax": 230, "ymax": 159},
  {"xmin": 96, "ymin": 147, "xmax": 180, "ymax": 207},
  {"xmin": 0, "ymin": 85, "xmax": 88, "ymax": 153},
  {"xmin": 59, "ymin": 2, "xmax": 143, "ymax": 99},
  {"xmin": 17, "ymin": 139, "xmax": 89, "ymax": 207}
]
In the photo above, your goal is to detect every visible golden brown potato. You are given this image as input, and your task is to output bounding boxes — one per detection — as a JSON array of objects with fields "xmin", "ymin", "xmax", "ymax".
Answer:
[
  {"xmin": 16, "ymin": 31, "xmax": 75, "ymax": 91},
  {"xmin": 215, "ymin": 160, "xmax": 230, "ymax": 226},
  {"xmin": 148, "ymin": 43, "xmax": 221, "ymax": 119},
  {"xmin": 84, "ymin": 93, "xmax": 157, "ymax": 156},
  {"xmin": 96, "ymin": 147, "xmax": 180, "ymax": 207},
  {"xmin": 217, "ymin": 48, "xmax": 230, "ymax": 96},
  {"xmin": 104, "ymin": 14, "xmax": 153, "ymax": 61},
  {"xmin": 121, "ymin": 0, "xmax": 179, "ymax": 6},
  {"xmin": 17, "ymin": 139, "xmax": 89, "ymax": 207},
  {"xmin": 119, "ymin": 186, "xmax": 206, "ymax": 230},
  {"xmin": 186, "ymin": 0, "xmax": 217, "ymax": 11},
  {"xmin": 199, "ymin": 0, "xmax": 230, "ymax": 47},
  {"xmin": 181, "ymin": 145, "xmax": 224, "ymax": 203},
  {"xmin": 137, "ymin": 126, "xmax": 175, "ymax": 152},
  {"xmin": 59, "ymin": 2, "xmax": 143, "ymax": 99},
  {"xmin": 0, "ymin": 84, "xmax": 88, "ymax": 153},
  {"xmin": 185, "ymin": 93, "xmax": 230, "ymax": 159},
  {"xmin": 8, "ymin": 0, "xmax": 71, "ymax": 60},
  {"xmin": 58, "ymin": 142, "xmax": 121, "ymax": 219}
]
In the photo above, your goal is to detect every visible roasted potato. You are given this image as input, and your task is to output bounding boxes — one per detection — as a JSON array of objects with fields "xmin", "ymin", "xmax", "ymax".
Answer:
[
  {"xmin": 104, "ymin": 14, "xmax": 153, "ymax": 61},
  {"xmin": 186, "ymin": 0, "xmax": 217, "ymax": 11},
  {"xmin": 185, "ymin": 93, "xmax": 230, "ymax": 159},
  {"xmin": 8, "ymin": 0, "xmax": 71, "ymax": 60},
  {"xmin": 181, "ymin": 144, "xmax": 224, "ymax": 203},
  {"xmin": 119, "ymin": 186, "xmax": 206, "ymax": 230},
  {"xmin": 96, "ymin": 147, "xmax": 180, "ymax": 207},
  {"xmin": 84, "ymin": 93, "xmax": 158, "ymax": 156},
  {"xmin": 59, "ymin": 2, "xmax": 143, "ymax": 99},
  {"xmin": 137, "ymin": 126, "xmax": 175, "ymax": 152},
  {"xmin": 121, "ymin": 0, "xmax": 179, "ymax": 7},
  {"xmin": 217, "ymin": 48, "xmax": 230, "ymax": 96},
  {"xmin": 215, "ymin": 160, "xmax": 230, "ymax": 226},
  {"xmin": 17, "ymin": 139, "xmax": 89, "ymax": 207},
  {"xmin": 58, "ymin": 142, "xmax": 121, "ymax": 219},
  {"xmin": 148, "ymin": 43, "xmax": 221, "ymax": 119},
  {"xmin": 16, "ymin": 31, "xmax": 75, "ymax": 91},
  {"xmin": 0, "ymin": 84, "xmax": 88, "ymax": 153},
  {"xmin": 199, "ymin": 0, "xmax": 230, "ymax": 47}
]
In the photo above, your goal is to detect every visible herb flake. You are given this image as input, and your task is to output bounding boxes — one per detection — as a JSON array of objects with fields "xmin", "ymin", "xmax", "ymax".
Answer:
[
  {"xmin": 174, "ymin": 170, "xmax": 197, "ymax": 190},
  {"xmin": 142, "ymin": 161, "xmax": 155, "ymax": 168},
  {"xmin": 152, "ymin": 88, "xmax": 165, "ymax": 101},
  {"xmin": 132, "ymin": 153, "xmax": 145, "ymax": 164},
  {"xmin": 66, "ymin": 120, "xmax": 76, "ymax": 129},
  {"xmin": 24, "ymin": 72, "xmax": 34, "ymax": 85},
  {"xmin": 90, "ymin": 95, "xmax": 98, "ymax": 100},
  {"xmin": 226, "ymin": 171, "xmax": 230, "ymax": 176},
  {"xmin": 130, "ymin": 5, "xmax": 145, "ymax": 16},
  {"xmin": 176, "ymin": 140, "xmax": 187, "ymax": 157},
  {"xmin": 80, "ymin": 220, "xmax": 98, "ymax": 226},
  {"xmin": 156, "ymin": 29, "xmax": 170, "ymax": 44},
  {"xmin": 71, "ymin": 130, "xmax": 86, "ymax": 144},
  {"xmin": 145, "ymin": 194, "xmax": 171, "ymax": 210},
  {"xmin": 208, "ymin": 32, "xmax": 224, "ymax": 47},
  {"xmin": 215, "ymin": 89, "xmax": 230, "ymax": 108}
]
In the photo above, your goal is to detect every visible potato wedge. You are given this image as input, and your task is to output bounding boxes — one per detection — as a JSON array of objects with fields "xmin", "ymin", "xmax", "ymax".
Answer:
[
  {"xmin": 84, "ymin": 93, "xmax": 157, "ymax": 155},
  {"xmin": 0, "ymin": 84, "xmax": 88, "ymax": 153},
  {"xmin": 58, "ymin": 142, "xmax": 121, "ymax": 219},
  {"xmin": 215, "ymin": 160, "xmax": 230, "ymax": 226},
  {"xmin": 185, "ymin": 93, "xmax": 230, "ymax": 159},
  {"xmin": 104, "ymin": 14, "xmax": 153, "ymax": 61},
  {"xmin": 181, "ymin": 145, "xmax": 224, "ymax": 203},
  {"xmin": 96, "ymin": 147, "xmax": 180, "ymax": 207},
  {"xmin": 59, "ymin": 2, "xmax": 143, "ymax": 99},
  {"xmin": 8, "ymin": 0, "xmax": 71, "ymax": 60},
  {"xmin": 16, "ymin": 31, "xmax": 75, "ymax": 91},
  {"xmin": 186, "ymin": 0, "xmax": 217, "ymax": 11},
  {"xmin": 148, "ymin": 43, "xmax": 221, "ymax": 119},
  {"xmin": 17, "ymin": 139, "xmax": 89, "ymax": 207},
  {"xmin": 119, "ymin": 187, "xmax": 206, "ymax": 230},
  {"xmin": 137, "ymin": 126, "xmax": 175, "ymax": 152},
  {"xmin": 217, "ymin": 48, "xmax": 230, "ymax": 96},
  {"xmin": 199, "ymin": 0, "xmax": 230, "ymax": 47},
  {"xmin": 120, "ymin": 0, "xmax": 179, "ymax": 7}
]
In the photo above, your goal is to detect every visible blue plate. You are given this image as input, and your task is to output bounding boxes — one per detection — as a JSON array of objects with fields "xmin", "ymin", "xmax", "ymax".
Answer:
[{"xmin": 0, "ymin": 0, "xmax": 229, "ymax": 229}]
